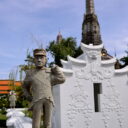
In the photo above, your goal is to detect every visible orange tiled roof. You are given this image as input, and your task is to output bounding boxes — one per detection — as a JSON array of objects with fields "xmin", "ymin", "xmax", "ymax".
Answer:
[
  {"xmin": 0, "ymin": 80, "xmax": 10, "ymax": 85},
  {"xmin": 0, "ymin": 80, "xmax": 21, "ymax": 86},
  {"xmin": 14, "ymin": 81, "xmax": 21, "ymax": 86},
  {"xmin": 0, "ymin": 91, "xmax": 9, "ymax": 94},
  {"xmin": 0, "ymin": 86, "xmax": 12, "ymax": 90},
  {"xmin": 0, "ymin": 80, "xmax": 22, "ymax": 94}
]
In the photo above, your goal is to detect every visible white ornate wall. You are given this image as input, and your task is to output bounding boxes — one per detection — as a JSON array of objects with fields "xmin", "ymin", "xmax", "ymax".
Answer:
[{"xmin": 53, "ymin": 43, "xmax": 128, "ymax": 128}]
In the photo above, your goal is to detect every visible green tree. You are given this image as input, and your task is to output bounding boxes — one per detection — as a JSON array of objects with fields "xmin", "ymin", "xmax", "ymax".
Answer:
[
  {"xmin": 120, "ymin": 50, "xmax": 128, "ymax": 67},
  {"xmin": 16, "ymin": 49, "xmax": 34, "ymax": 108},
  {"xmin": 15, "ymin": 86, "xmax": 29, "ymax": 108},
  {"xmin": 46, "ymin": 37, "xmax": 83, "ymax": 67},
  {"xmin": 8, "ymin": 68, "xmax": 19, "ymax": 90},
  {"xmin": 19, "ymin": 49, "xmax": 35, "ymax": 75},
  {"xmin": 0, "ymin": 95, "xmax": 9, "ymax": 110},
  {"xmin": 120, "ymin": 56, "xmax": 128, "ymax": 67}
]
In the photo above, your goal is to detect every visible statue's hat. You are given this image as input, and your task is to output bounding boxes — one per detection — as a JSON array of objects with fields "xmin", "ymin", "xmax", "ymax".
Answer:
[{"xmin": 33, "ymin": 49, "xmax": 46, "ymax": 57}]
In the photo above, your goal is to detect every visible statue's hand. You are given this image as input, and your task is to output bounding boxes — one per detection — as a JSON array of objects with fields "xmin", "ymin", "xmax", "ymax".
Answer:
[
  {"xmin": 51, "ymin": 64, "xmax": 58, "ymax": 74},
  {"xmin": 52, "ymin": 64, "xmax": 56, "ymax": 67}
]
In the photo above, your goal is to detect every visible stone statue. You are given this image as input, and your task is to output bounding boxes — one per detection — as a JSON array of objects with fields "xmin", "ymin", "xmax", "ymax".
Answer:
[
  {"xmin": 9, "ymin": 91, "xmax": 16, "ymax": 108},
  {"xmin": 22, "ymin": 49, "xmax": 65, "ymax": 128}
]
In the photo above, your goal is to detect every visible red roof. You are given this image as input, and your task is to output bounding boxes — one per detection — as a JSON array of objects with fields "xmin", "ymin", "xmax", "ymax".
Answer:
[
  {"xmin": 0, "ymin": 80, "xmax": 22, "ymax": 94},
  {"xmin": 0, "ymin": 86, "xmax": 12, "ymax": 90},
  {"xmin": 0, "ymin": 91, "xmax": 9, "ymax": 94}
]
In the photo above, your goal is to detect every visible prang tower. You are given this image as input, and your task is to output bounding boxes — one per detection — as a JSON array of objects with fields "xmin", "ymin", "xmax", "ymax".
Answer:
[{"xmin": 81, "ymin": 0, "xmax": 102, "ymax": 45}]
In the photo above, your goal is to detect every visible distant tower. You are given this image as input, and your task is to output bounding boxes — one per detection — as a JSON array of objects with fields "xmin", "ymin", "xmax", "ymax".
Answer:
[
  {"xmin": 81, "ymin": 0, "xmax": 102, "ymax": 45},
  {"xmin": 56, "ymin": 31, "xmax": 63, "ymax": 43}
]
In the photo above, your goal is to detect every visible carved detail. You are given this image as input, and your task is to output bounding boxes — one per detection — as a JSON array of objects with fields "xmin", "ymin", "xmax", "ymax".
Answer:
[
  {"xmin": 102, "ymin": 68, "xmax": 113, "ymax": 79},
  {"xmin": 66, "ymin": 91, "xmax": 93, "ymax": 128},
  {"xmin": 87, "ymin": 51, "xmax": 99, "ymax": 60},
  {"xmin": 66, "ymin": 51, "xmax": 126, "ymax": 128},
  {"xmin": 102, "ymin": 79, "xmax": 125, "ymax": 128},
  {"xmin": 75, "ymin": 64, "xmax": 103, "ymax": 83},
  {"xmin": 102, "ymin": 113, "xmax": 110, "ymax": 128}
]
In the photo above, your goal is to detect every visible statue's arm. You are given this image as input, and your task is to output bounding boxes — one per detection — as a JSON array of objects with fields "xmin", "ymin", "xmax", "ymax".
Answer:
[
  {"xmin": 51, "ymin": 65, "xmax": 65, "ymax": 86},
  {"xmin": 22, "ymin": 72, "xmax": 32, "ymax": 100}
]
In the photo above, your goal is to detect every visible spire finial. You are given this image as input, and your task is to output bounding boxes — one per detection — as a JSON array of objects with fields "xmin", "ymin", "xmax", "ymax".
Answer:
[
  {"xmin": 114, "ymin": 48, "xmax": 117, "ymax": 58},
  {"xmin": 81, "ymin": 0, "xmax": 102, "ymax": 45},
  {"xmin": 56, "ymin": 31, "xmax": 63, "ymax": 43},
  {"xmin": 86, "ymin": 0, "xmax": 95, "ymax": 14}
]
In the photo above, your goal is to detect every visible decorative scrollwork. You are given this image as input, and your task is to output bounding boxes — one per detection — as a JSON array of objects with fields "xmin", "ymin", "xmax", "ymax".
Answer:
[{"xmin": 66, "ymin": 91, "xmax": 93, "ymax": 128}]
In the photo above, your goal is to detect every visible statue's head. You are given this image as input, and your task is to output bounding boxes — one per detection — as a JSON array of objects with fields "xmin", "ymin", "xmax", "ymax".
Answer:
[{"xmin": 33, "ymin": 49, "xmax": 47, "ymax": 68}]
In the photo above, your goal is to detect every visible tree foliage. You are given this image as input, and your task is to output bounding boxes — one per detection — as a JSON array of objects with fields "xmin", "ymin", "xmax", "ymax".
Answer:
[
  {"xmin": 19, "ymin": 49, "xmax": 35, "ymax": 75},
  {"xmin": 15, "ymin": 86, "xmax": 29, "ymax": 108},
  {"xmin": 46, "ymin": 37, "xmax": 83, "ymax": 67},
  {"xmin": 0, "ymin": 95, "xmax": 9, "ymax": 109},
  {"xmin": 120, "ymin": 57, "xmax": 128, "ymax": 67},
  {"xmin": 120, "ymin": 50, "xmax": 128, "ymax": 67},
  {"xmin": 16, "ymin": 50, "xmax": 34, "ymax": 108}
]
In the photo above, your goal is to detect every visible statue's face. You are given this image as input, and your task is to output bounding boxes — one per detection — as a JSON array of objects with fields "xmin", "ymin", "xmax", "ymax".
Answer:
[{"xmin": 34, "ymin": 55, "xmax": 46, "ymax": 68}]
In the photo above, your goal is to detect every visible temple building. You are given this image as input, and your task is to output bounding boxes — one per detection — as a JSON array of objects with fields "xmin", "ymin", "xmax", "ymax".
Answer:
[{"xmin": 53, "ymin": 0, "xmax": 128, "ymax": 128}]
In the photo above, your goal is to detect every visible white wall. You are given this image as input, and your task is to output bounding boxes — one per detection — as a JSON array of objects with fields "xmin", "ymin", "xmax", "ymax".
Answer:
[{"xmin": 53, "ymin": 43, "xmax": 128, "ymax": 128}]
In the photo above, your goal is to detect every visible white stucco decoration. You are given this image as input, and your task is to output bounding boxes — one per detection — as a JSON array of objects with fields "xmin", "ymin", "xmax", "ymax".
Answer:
[
  {"xmin": 59, "ymin": 67, "xmax": 73, "ymax": 74},
  {"xmin": 101, "ymin": 58, "xmax": 116, "ymax": 65},
  {"xmin": 81, "ymin": 43, "xmax": 103, "ymax": 50},
  {"xmin": 61, "ymin": 59, "xmax": 72, "ymax": 69},
  {"xmin": 67, "ymin": 55, "xmax": 86, "ymax": 64},
  {"xmin": 6, "ymin": 110, "xmax": 25, "ymax": 118},
  {"xmin": 6, "ymin": 109, "xmax": 32, "ymax": 128},
  {"xmin": 53, "ymin": 43, "xmax": 128, "ymax": 128},
  {"xmin": 115, "ymin": 65, "xmax": 128, "ymax": 74}
]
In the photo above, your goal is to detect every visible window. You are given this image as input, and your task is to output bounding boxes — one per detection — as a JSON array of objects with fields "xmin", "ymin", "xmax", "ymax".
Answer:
[{"xmin": 93, "ymin": 83, "xmax": 102, "ymax": 112}]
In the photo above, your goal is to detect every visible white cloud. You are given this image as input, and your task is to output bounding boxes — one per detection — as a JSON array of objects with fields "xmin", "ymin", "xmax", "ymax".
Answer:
[
  {"xmin": 0, "ymin": 72, "xmax": 8, "ymax": 75},
  {"xmin": 0, "ymin": 52, "xmax": 16, "ymax": 59},
  {"xmin": 0, "ymin": 67, "xmax": 11, "ymax": 79},
  {"xmin": 0, "ymin": 74, "xmax": 9, "ymax": 79},
  {"xmin": 104, "ymin": 35, "xmax": 128, "ymax": 59},
  {"xmin": 0, "ymin": 0, "xmax": 61, "ymax": 13},
  {"xmin": 123, "ymin": 37, "xmax": 128, "ymax": 43},
  {"xmin": 0, "ymin": 0, "xmax": 67, "ymax": 33},
  {"xmin": 95, "ymin": 0, "xmax": 124, "ymax": 12}
]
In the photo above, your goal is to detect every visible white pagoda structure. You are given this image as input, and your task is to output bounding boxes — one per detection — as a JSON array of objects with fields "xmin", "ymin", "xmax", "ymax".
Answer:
[{"xmin": 53, "ymin": 0, "xmax": 128, "ymax": 128}]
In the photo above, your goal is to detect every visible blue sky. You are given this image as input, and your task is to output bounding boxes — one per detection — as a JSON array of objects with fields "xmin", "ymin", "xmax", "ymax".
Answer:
[{"xmin": 0, "ymin": 0, "xmax": 128, "ymax": 79}]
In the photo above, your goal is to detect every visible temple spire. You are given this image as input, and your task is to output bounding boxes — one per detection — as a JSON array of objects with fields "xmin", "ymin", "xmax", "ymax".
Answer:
[
  {"xmin": 81, "ymin": 0, "xmax": 102, "ymax": 45},
  {"xmin": 56, "ymin": 31, "xmax": 63, "ymax": 43},
  {"xmin": 86, "ymin": 0, "xmax": 95, "ymax": 14},
  {"xmin": 81, "ymin": 0, "xmax": 113, "ymax": 60}
]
